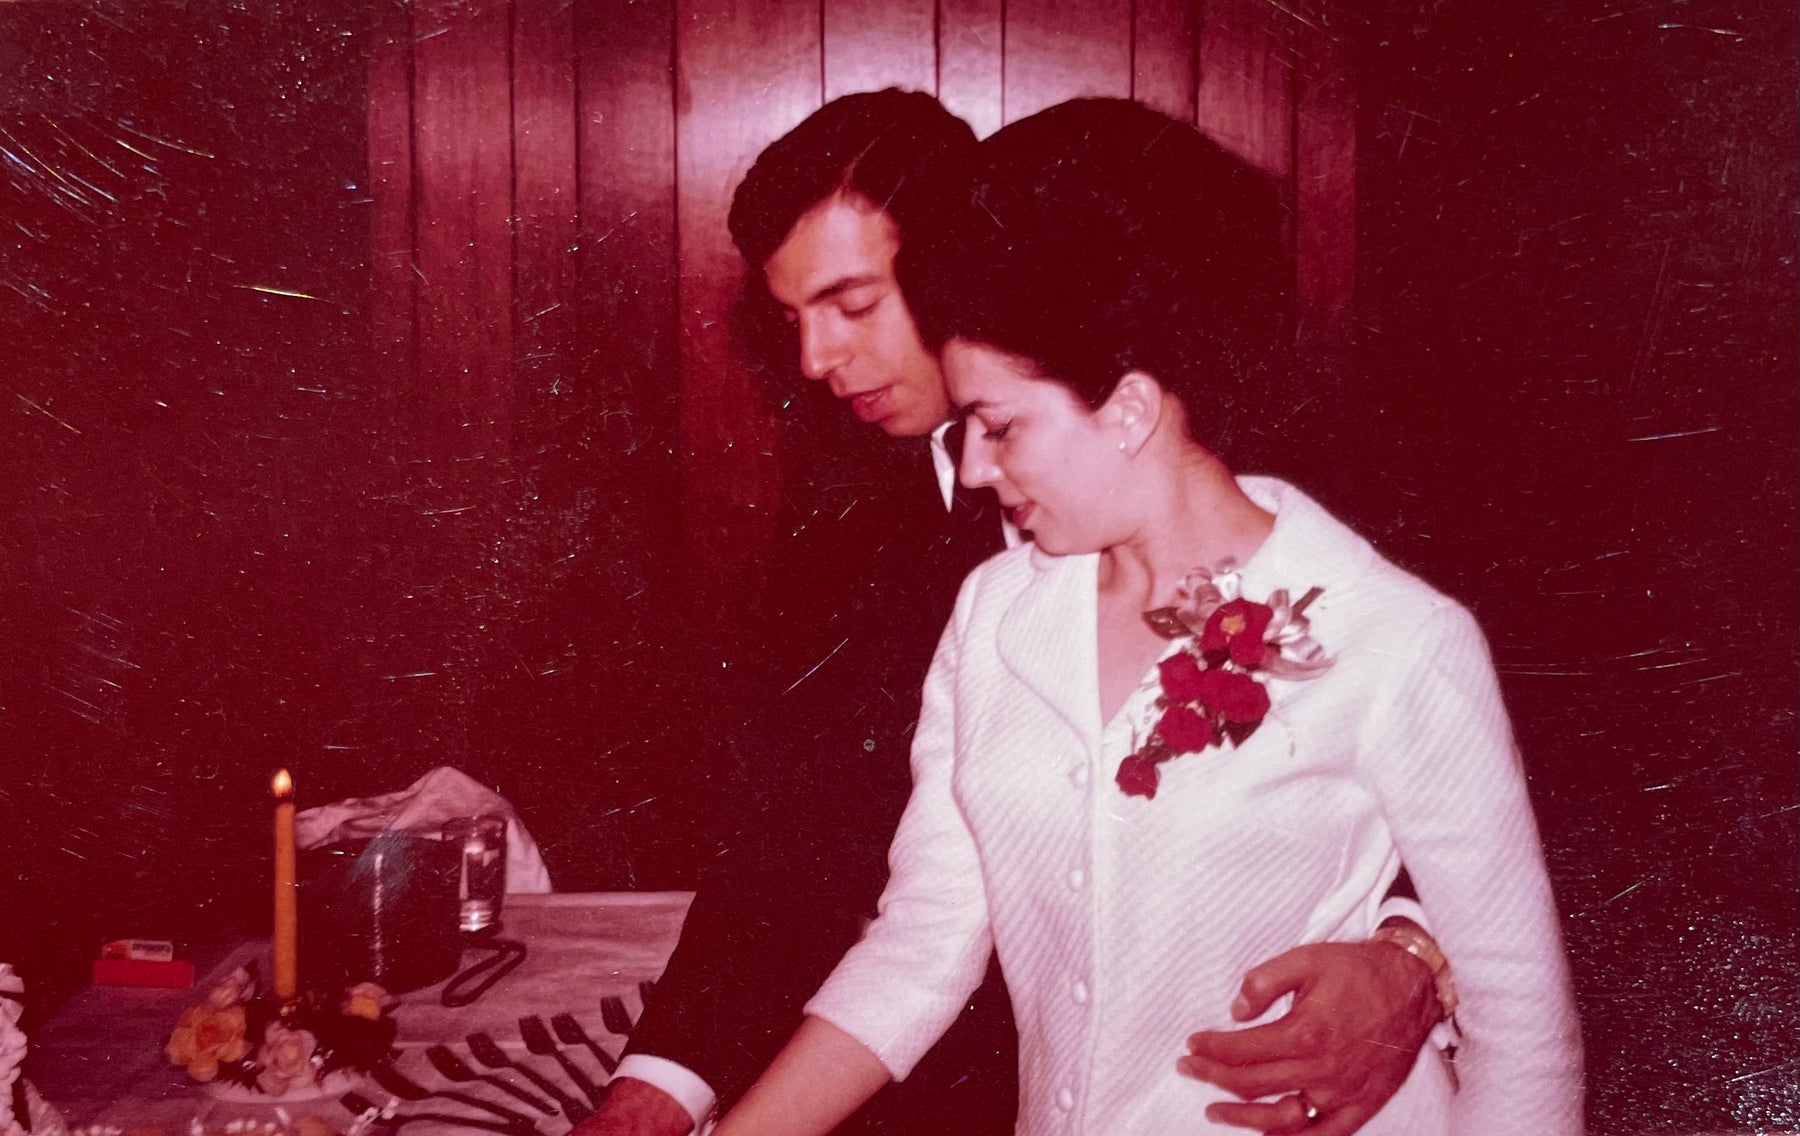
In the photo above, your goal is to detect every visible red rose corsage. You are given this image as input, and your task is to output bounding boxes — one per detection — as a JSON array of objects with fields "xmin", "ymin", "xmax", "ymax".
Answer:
[{"xmin": 1116, "ymin": 564, "xmax": 1333, "ymax": 799}]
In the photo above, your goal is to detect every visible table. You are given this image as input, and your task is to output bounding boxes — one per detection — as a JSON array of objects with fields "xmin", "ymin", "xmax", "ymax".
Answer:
[{"xmin": 32, "ymin": 892, "xmax": 693, "ymax": 1135}]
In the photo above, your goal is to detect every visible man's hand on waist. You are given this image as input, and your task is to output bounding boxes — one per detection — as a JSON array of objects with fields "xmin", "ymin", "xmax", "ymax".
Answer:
[{"xmin": 1176, "ymin": 935, "xmax": 1441, "ymax": 1135}]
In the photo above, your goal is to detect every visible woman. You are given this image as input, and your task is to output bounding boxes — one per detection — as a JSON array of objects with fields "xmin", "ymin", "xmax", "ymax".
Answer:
[{"xmin": 713, "ymin": 98, "xmax": 1583, "ymax": 1136}]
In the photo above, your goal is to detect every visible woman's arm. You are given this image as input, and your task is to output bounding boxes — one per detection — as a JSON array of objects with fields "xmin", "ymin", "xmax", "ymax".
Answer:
[
  {"xmin": 1358, "ymin": 602, "xmax": 1584, "ymax": 1134},
  {"xmin": 799, "ymin": 576, "xmax": 998, "ymax": 1076},
  {"xmin": 723, "ymin": 572, "xmax": 1000, "ymax": 1131},
  {"xmin": 711, "ymin": 1016, "xmax": 893, "ymax": 1136}
]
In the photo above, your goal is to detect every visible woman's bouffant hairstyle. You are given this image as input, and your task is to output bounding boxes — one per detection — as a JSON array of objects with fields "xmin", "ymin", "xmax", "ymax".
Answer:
[{"xmin": 899, "ymin": 98, "xmax": 1292, "ymax": 430}]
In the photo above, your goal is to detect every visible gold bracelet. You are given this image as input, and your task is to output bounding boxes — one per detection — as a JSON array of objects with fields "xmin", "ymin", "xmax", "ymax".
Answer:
[{"xmin": 1372, "ymin": 919, "xmax": 1459, "ymax": 1021}]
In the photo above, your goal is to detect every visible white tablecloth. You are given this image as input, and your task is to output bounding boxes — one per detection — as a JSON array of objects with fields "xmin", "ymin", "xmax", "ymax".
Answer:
[{"xmin": 33, "ymin": 892, "xmax": 693, "ymax": 1134}]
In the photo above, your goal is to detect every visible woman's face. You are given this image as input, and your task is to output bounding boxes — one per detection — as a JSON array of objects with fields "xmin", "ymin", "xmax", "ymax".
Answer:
[{"xmin": 943, "ymin": 339, "xmax": 1131, "ymax": 556}]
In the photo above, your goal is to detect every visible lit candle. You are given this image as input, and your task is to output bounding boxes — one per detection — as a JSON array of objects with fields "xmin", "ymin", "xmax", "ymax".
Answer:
[{"xmin": 271, "ymin": 768, "xmax": 298, "ymax": 1001}]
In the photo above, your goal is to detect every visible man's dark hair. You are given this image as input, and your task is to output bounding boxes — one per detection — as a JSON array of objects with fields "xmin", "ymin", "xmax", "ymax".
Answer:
[
  {"xmin": 729, "ymin": 89, "xmax": 977, "ymax": 419},
  {"xmin": 900, "ymin": 98, "xmax": 1292, "ymax": 442},
  {"xmin": 727, "ymin": 88, "xmax": 977, "ymax": 270}
]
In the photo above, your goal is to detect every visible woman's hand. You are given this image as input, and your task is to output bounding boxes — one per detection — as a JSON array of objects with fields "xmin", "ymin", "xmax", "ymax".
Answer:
[{"xmin": 1176, "ymin": 940, "xmax": 1439, "ymax": 1135}]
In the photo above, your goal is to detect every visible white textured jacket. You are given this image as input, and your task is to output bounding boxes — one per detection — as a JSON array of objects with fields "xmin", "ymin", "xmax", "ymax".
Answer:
[{"xmin": 807, "ymin": 478, "xmax": 1584, "ymax": 1135}]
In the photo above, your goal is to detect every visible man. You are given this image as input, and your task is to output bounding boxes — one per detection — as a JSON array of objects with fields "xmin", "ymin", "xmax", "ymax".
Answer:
[{"xmin": 579, "ymin": 90, "xmax": 1449, "ymax": 1136}]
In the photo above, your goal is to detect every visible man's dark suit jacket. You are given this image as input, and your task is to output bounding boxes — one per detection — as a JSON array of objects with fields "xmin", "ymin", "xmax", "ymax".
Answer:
[{"xmin": 628, "ymin": 424, "xmax": 1016, "ymax": 1135}]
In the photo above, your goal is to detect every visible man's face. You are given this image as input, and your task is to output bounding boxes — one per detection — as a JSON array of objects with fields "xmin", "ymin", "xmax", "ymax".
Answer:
[{"xmin": 762, "ymin": 194, "xmax": 950, "ymax": 437}]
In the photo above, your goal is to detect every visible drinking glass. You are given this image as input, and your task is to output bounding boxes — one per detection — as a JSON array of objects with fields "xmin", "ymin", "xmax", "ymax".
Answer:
[{"xmin": 442, "ymin": 814, "xmax": 507, "ymax": 935}]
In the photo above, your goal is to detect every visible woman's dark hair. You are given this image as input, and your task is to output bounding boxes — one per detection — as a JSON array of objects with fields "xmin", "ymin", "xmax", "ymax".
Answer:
[{"xmin": 900, "ymin": 98, "xmax": 1292, "ymax": 433}]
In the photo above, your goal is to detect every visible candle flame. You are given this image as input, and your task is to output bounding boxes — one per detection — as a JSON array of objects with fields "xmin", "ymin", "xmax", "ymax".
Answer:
[{"xmin": 272, "ymin": 768, "xmax": 292, "ymax": 797}]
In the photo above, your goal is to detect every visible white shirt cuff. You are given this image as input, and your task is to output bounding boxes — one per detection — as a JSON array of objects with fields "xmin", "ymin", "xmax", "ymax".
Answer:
[
  {"xmin": 613, "ymin": 1053, "xmax": 717, "ymax": 1134},
  {"xmin": 1374, "ymin": 894, "xmax": 1429, "ymax": 932}
]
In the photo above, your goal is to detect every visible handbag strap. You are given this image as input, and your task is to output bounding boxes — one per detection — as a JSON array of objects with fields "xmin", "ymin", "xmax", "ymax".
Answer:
[{"xmin": 440, "ymin": 938, "xmax": 527, "ymax": 1008}]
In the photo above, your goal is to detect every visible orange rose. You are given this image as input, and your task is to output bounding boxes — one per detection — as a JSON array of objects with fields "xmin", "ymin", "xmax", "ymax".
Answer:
[
  {"xmin": 254, "ymin": 1022, "xmax": 318, "ymax": 1095},
  {"xmin": 340, "ymin": 982, "xmax": 396, "ymax": 1021},
  {"xmin": 166, "ymin": 1002, "xmax": 249, "ymax": 1082}
]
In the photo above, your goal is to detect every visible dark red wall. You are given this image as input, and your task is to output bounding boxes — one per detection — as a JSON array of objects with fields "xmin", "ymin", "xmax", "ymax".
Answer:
[
  {"xmin": 1, "ymin": 1, "xmax": 1794, "ymax": 1130},
  {"xmin": 1341, "ymin": 3, "xmax": 1797, "ymax": 1128}
]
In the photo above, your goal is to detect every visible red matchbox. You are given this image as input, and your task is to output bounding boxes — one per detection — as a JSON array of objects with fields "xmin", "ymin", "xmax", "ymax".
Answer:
[{"xmin": 91, "ymin": 957, "xmax": 195, "ymax": 989}]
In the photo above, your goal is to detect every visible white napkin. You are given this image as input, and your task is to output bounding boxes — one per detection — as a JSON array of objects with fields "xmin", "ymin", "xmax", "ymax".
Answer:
[
  {"xmin": 0, "ymin": 966, "xmax": 69, "ymax": 1136},
  {"xmin": 295, "ymin": 766, "xmax": 554, "ymax": 894}
]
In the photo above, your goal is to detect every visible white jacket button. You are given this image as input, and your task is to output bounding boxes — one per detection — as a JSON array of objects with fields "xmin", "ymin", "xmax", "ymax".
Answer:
[
  {"xmin": 1056, "ymin": 1087, "xmax": 1075, "ymax": 1111},
  {"xmin": 1066, "ymin": 867, "xmax": 1086, "ymax": 890},
  {"xmin": 1069, "ymin": 765, "xmax": 1090, "ymax": 788},
  {"xmin": 1071, "ymin": 978, "xmax": 1090, "ymax": 1004}
]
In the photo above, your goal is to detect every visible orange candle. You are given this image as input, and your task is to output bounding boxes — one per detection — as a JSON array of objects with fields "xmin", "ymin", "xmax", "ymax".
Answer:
[{"xmin": 271, "ymin": 768, "xmax": 298, "ymax": 1001}]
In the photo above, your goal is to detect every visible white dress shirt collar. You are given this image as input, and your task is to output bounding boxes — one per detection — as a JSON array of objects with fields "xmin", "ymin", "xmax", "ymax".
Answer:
[{"xmin": 931, "ymin": 419, "xmax": 1022, "ymax": 548}]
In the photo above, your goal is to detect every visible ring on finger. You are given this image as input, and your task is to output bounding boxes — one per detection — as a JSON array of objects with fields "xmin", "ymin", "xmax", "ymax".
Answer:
[{"xmin": 1296, "ymin": 1091, "xmax": 1323, "ymax": 1127}]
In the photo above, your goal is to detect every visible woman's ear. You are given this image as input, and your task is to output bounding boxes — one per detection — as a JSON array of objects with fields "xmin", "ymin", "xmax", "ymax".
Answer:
[{"xmin": 1105, "ymin": 370, "xmax": 1165, "ymax": 456}]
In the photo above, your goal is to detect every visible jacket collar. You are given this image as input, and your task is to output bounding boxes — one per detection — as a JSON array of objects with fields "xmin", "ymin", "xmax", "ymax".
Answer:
[
  {"xmin": 995, "ymin": 547, "xmax": 1103, "ymax": 750},
  {"xmin": 1233, "ymin": 477, "xmax": 1376, "ymax": 603},
  {"xmin": 990, "ymin": 479, "xmax": 1371, "ymax": 751}
]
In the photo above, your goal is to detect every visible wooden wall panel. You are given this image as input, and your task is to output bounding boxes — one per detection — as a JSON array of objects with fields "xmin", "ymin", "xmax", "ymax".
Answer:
[
  {"xmin": 824, "ymin": 0, "xmax": 936, "ymax": 101},
  {"xmin": 1196, "ymin": 0, "xmax": 1294, "ymax": 180},
  {"xmin": 412, "ymin": 0, "xmax": 515, "ymax": 463},
  {"xmin": 1132, "ymin": 0, "xmax": 1198, "ymax": 125},
  {"xmin": 575, "ymin": 0, "xmax": 681, "ymax": 597},
  {"xmin": 674, "ymin": 0, "xmax": 820, "ymax": 614},
  {"xmin": 369, "ymin": 0, "xmax": 1354, "ymax": 615},
  {"xmin": 366, "ymin": 9, "xmax": 414, "ymax": 394},
  {"xmin": 938, "ymin": 0, "xmax": 1004, "ymax": 137},
  {"xmin": 512, "ymin": 0, "xmax": 580, "ymax": 427},
  {"xmin": 1002, "ymin": 0, "xmax": 1133, "ymax": 124}
]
